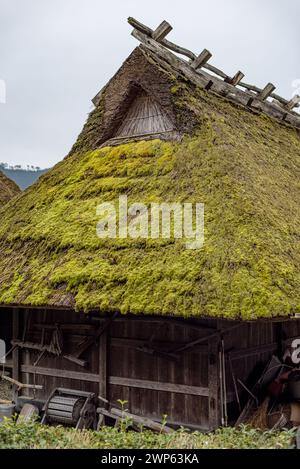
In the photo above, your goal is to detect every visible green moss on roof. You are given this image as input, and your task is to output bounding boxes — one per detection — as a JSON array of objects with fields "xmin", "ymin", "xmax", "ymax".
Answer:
[
  {"xmin": 0, "ymin": 171, "xmax": 20, "ymax": 207},
  {"xmin": 0, "ymin": 86, "xmax": 300, "ymax": 320}
]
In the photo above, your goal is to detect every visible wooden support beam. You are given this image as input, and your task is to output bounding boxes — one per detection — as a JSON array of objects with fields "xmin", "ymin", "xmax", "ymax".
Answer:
[
  {"xmin": 12, "ymin": 308, "xmax": 20, "ymax": 401},
  {"xmin": 191, "ymin": 49, "xmax": 212, "ymax": 70},
  {"xmin": 109, "ymin": 316, "xmax": 216, "ymax": 333},
  {"xmin": 128, "ymin": 16, "xmax": 196, "ymax": 60},
  {"xmin": 170, "ymin": 324, "xmax": 241, "ymax": 354},
  {"xmin": 63, "ymin": 355, "xmax": 87, "ymax": 368},
  {"xmin": 68, "ymin": 312, "xmax": 117, "ymax": 359},
  {"xmin": 228, "ymin": 342, "xmax": 277, "ymax": 361},
  {"xmin": 225, "ymin": 71, "xmax": 245, "ymax": 86},
  {"xmin": 111, "ymin": 337, "xmax": 207, "ymax": 353},
  {"xmin": 21, "ymin": 365, "xmax": 209, "ymax": 397},
  {"xmin": 34, "ymin": 323, "xmax": 96, "ymax": 334},
  {"xmin": 257, "ymin": 82, "xmax": 276, "ymax": 101},
  {"xmin": 11, "ymin": 339, "xmax": 59, "ymax": 354},
  {"xmin": 152, "ymin": 20, "xmax": 173, "ymax": 42},
  {"xmin": 208, "ymin": 340, "xmax": 220, "ymax": 431},
  {"xmin": 109, "ymin": 408, "xmax": 173, "ymax": 433},
  {"xmin": 285, "ymin": 94, "xmax": 300, "ymax": 111},
  {"xmin": 128, "ymin": 16, "xmax": 153, "ymax": 36},
  {"xmin": 247, "ymin": 83, "xmax": 276, "ymax": 107},
  {"xmin": 0, "ymin": 374, "xmax": 43, "ymax": 391},
  {"xmin": 99, "ymin": 328, "xmax": 108, "ymax": 402},
  {"xmin": 21, "ymin": 365, "xmax": 100, "ymax": 383},
  {"xmin": 109, "ymin": 376, "xmax": 209, "ymax": 397}
]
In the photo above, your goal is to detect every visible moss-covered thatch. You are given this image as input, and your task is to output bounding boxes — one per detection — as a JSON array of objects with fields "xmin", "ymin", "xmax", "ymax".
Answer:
[
  {"xmin": 0, "ymin": 171, "xmax": 20, "ymax": 207},
  {"xmin": 0, "ymin": 48, "xmax": 300, "ymax": 320}
]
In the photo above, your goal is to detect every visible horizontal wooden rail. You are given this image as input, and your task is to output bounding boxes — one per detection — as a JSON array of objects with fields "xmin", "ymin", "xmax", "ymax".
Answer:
[
  {"xmin": 21, "ymin": 365, "xmax": 209, "ymax": 397},
  {"xmin": 21, "ymin": 365, "xmax": 99, "ymax": 383},
  {"xmin": 228, "ymin": 334, "xmax": 300, "ymax": 361},
  {"xmin": 109, "ymin": 376, "xmax": 209, "ymax": 397}
]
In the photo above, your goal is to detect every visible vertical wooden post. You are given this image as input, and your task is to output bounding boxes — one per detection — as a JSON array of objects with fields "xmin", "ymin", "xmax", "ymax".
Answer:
[
  {"xmin": 208, "ymin": 339, "xmax": 220, "ymax": 431},
  {"xmin": 22, "ymin": 309, "xmax": 30, "ymax": 396},
  {"xmin": 99, "ymin": 326, "xmax": 109, "ymax": 402},
  {"xmin": 12, "ymin": 308, "xmax": 20, "ymax": 401},
  {"xmin": 274, "ymin": 322, "xmax": 283, "ymax": 360}
]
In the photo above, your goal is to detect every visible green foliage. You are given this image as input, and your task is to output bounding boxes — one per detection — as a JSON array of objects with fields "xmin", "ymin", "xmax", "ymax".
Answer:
[
  {"xmin": 0, "ymin": 82, "xmax": 300, "ymax": 319},
  {"xmin": 0, "ymin": 420, "xmax": 295, "ymax": 449}
]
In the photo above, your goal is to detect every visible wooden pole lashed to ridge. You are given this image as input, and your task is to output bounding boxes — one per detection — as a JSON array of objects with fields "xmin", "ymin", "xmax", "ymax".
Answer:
[{"xmin": 127, "ymin": 17, "xmax": 300, "ymax": 124}]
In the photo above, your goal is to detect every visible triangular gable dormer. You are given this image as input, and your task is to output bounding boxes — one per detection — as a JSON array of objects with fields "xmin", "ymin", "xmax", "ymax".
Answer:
[
  {"xmin": 104, "ymin": 87, "xmax": 177, "ymax": 146},
  {"xmin": 70, "ymin": 48, "xmax": 196, "ymax": 154}
]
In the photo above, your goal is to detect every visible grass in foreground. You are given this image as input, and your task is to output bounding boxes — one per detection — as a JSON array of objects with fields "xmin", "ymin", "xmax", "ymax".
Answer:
[{"xmin": 0, "ymin": 420, "xmax": 296, "ymax": 449}]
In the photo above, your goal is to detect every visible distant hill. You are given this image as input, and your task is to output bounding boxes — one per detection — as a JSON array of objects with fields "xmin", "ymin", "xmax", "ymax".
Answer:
[{"xmin": 0, "ymin": 164, "xmax": 50, "ymax": 190}]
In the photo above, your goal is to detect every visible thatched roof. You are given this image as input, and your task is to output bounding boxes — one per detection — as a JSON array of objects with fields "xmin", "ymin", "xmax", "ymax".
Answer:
[
  {"xmin": 0, "ymin": 32, "xmax": 300, "ymax": 321},
  {"xmin": 0, "ymin": 171, "xmax": 20, "ymax": 207}
]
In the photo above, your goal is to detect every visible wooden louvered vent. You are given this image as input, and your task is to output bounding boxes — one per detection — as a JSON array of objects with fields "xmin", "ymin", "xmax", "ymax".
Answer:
[{"xmin": 114, "ymin": 90, "xmax": 175, "ymax": 140}]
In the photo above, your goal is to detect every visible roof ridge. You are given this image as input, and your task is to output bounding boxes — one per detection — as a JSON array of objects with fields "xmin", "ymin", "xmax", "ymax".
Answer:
[{"xmin": 128, "ymin": 17, "xmax": 300, "ymax": 130}]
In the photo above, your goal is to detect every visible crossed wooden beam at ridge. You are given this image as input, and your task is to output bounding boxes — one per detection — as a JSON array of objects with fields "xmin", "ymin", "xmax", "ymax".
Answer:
[{"xmin": 128, "ymin": 17, "xmax": 300, "ymax": 114}]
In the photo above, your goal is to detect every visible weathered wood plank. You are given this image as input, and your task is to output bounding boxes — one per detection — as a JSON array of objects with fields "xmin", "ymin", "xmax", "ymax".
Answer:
[
  {"xmin": 70, "ymin": 313, "xmax": 117, "ymax": 358},
  {"xmin": 258, "ymin": 83, "xmax": 276, "ymax": 101},
  {"xmin": 21, "ymin": 365, "xmax": 100, "ymax": 383},
  {"xmin": 21, "ymin": 365, "xmax": 209, "ymax": 397},
  {"xmin": 99, "ymin": 328, "xmax": 108, "ymax": 401},
  {"xmin": 12, "ymin": 308, "xmax": 20, "ymax": 400},
  {"xmin": 191, "ymin": 49, "xmax": 212, "ymax": 70},
  {"xmin": 171, "ymin": 324, "xmax": 241, "ymax": 353},
  {"xmin": 228, "ymin": 342, "xmax": 278, "ymax": 361},
  {"xmin": 208, "ymin": 341, "xmax": 220, "ymax": 430},
  {"xmin": 34, "ymin": 323, "xmax": 96, "ymax": 334},
  {"xmin": 0, "ymin": 373, "xmax": 43, "ymax": 390},
  {"xmin": 109, "ymin": 376, "xmax": 209, "ymax": 397},
  {"xmin": 111, "ymin": 337, "xmax": 207, "ymax": 353},
  {"xmin": 128, "ymin": 17, "xmax": 153, "ymax": 36},
  {"xmin": 128, "ymin": 17, "xmax": 196, "ymax": 60},
  {"xmin": 225, "ymin": 71, "xmax": 245, "ymax": 86},
  {"xmin": 152, "ymin": 21, "xmax": 173, "ymax": 42},
  {"xmin": 285, "ymin": 94, "xmax": 300, "ymax": 111},
  {"xmin": 110, "ymin": 407, "xmax": 174, "ymax": 433}
]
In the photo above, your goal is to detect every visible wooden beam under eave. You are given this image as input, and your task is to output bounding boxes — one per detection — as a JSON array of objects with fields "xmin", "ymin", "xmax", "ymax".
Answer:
[{"xmin": 152, "ymin": 20, "xmax": 173, "ymax": 42}]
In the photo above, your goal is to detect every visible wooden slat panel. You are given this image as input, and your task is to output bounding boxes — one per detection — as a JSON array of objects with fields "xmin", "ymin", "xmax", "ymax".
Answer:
[{"xmin": 115, "ymin": 90, "xmax": 174, "ymax": 138}]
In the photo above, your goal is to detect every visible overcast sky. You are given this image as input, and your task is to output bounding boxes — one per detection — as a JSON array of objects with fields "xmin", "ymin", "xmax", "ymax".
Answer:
[{"xmin": 0, "ymin": 0, "xmax": 299, "ymax": 168}]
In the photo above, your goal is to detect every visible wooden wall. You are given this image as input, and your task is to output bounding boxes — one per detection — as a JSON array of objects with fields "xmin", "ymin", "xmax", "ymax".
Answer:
[{"xmin": 3, "ymin": 307, "xmax": 300, "ymax": 430}]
